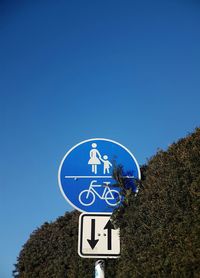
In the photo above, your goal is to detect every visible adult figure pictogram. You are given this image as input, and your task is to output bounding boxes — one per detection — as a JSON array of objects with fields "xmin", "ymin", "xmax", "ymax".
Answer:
[{"xmin": 88, "ymin": 143, "xmax": 102, "ymax": 174}]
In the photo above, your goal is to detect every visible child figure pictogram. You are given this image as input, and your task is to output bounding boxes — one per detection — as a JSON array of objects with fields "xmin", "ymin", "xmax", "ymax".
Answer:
[{"xmin": 100, "ymin": 155, "xmax": 112, "ymax": 174}]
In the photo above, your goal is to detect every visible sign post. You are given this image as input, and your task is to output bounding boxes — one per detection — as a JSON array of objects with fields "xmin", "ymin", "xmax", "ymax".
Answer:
[
  {"xmin": 58, "ymin": 138, "xmax": 140, "ymax": 277},
  {"xmin": 95, "ymin": 260, "xmax": 105, "ymax": 278}
]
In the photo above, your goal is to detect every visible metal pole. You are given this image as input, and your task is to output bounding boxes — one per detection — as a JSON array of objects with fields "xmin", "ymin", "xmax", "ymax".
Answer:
[{"xmin": 95, "ymin": 260, "xmax": 105, "ymax": 278}]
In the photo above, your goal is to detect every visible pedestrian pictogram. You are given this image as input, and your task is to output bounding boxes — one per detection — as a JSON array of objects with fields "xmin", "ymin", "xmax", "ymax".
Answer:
[{"xmin": 88, "ymin": 143, "xmax": 112, "ymax": 174}]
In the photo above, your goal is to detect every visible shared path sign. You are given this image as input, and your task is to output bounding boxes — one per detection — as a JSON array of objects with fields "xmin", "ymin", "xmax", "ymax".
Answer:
[
  {"xmin": 58, "ymin": 138, "xmax": 140, "ymax": 260},
  {"xmin": 58, "ymin": 138, "xmax": 140, "ymax": 213},
  {"xmin": 78, "ymin": 213, "xmax": 120, "ymax": 258}
]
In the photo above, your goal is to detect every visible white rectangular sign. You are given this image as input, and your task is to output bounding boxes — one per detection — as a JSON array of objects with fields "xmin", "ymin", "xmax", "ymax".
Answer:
[{"xmin": 78, "ymin": 213, "xmax": 120, "ymax": 258}]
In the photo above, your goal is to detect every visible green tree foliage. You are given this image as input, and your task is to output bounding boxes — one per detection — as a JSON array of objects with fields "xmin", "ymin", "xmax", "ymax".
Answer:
[
  {"xmin": 13, "ymin": 128, "xmax": 200, "ymax": 277},
  {"xmin": 113, "ymin": 128, "xmax": 200, "ymax": 277}
]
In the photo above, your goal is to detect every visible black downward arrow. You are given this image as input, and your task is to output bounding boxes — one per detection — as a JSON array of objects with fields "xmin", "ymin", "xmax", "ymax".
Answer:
[
  {"xmin": 87, "ymin": 219, "xmax": 99, "ymax": 249},
  {"xmin": 104, "ymin": 220, "xmax": 115, "ymax": 250}
]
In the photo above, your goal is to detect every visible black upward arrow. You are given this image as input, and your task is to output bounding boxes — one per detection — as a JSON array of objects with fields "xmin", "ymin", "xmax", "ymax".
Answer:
[
  {"xmin": 104, "ymin": 220, "xmax": 115, "ymax": 250},
  {"xmin": 87, "ymin": 219, "xmax": 99, "ymax": 249}
]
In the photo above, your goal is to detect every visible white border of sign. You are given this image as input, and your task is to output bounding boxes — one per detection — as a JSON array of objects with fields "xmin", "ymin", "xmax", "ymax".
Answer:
[{"xmin": 58, "ymin": 138, "xmax": 141, "ymax": 212}]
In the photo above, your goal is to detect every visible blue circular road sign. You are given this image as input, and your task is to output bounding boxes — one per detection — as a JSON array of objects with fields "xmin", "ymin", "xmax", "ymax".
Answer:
[{"xmin": 58, "ymin": 138, "xmax": 140, "ymax": 213}]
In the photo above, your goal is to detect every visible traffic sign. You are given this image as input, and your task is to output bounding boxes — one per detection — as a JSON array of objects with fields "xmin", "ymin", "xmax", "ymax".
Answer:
[
  {"xmin": 58, "ymin": 138, "xmax": 140, "ymax": 213},
  {"xmin": 78, "ymin": 213, "xmax": 120, "ymax": 258}
]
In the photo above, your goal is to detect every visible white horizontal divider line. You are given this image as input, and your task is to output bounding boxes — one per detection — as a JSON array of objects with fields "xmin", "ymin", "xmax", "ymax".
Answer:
[{"xmin": 64, "ymin": 176, "xmax": 135, "ymax": 179}]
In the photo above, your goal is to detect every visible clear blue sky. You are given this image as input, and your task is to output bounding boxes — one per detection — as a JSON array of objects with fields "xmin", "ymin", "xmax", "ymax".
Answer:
[{"xmin": 0, "ymin": 0, "xmax": 200, "ymax": 277}]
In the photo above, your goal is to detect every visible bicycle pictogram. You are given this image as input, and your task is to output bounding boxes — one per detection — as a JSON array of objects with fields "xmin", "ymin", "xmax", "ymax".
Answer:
[{"xmin": 79, "ymin": 180, "xmax": 121, "ymax": 207}]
